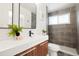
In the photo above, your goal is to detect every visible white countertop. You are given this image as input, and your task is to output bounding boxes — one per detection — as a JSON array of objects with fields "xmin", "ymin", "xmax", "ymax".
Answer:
[{"xmin": 0, "ymin": 35, "xmax": 48, "ymax": 56}]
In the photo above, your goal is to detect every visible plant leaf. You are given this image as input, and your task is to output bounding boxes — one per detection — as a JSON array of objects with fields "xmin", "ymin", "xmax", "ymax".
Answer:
[{"xmin": 8, "ymin": 24, "xmax": 23, "ymax": 37}]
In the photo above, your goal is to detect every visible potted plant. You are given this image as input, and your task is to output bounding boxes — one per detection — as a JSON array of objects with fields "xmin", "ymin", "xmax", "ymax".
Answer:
[
  {"xmin": 42, "ymin": 29, "xmax": 47, "ymax": 35},
  {"xmin": 42, "ymin": 30, "xmax": 47, "ymax": 33},
  {"xmin": 8, "ymin": 24, "xmax": 23, "ymax": 40}
]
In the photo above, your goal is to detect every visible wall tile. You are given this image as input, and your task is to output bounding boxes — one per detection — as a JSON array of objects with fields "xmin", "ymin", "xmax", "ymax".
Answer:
[{"xmin": 48, "ymin": 7, "xmax": 77, "ymax": 48}]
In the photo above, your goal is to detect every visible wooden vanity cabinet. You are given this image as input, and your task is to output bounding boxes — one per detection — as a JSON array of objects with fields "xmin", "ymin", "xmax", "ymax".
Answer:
[
  {"xmin": 40, "ymin": 41, "xmax": 48, "ymax": 56},
  {"xmin": 22, "ymin": 47, "xmax": 37, "ymax": 56},
  {"xmin": 15, "ymin": 47, "xmax": 37, "ymax": 56},
  {"xmin": 37, "ymin": 41, "xmax": 48, "ymax": 56},
  {"xmin": 15, "ymin": 40, "xmax": 48, "ymax": 56}
]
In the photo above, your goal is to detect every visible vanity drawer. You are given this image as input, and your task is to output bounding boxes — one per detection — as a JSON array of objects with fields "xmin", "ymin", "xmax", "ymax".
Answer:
[
  {"xmin": 15, "ymin": 46, "xmax": 37, "ymax": 56},
  {"xmin": 21, "ymin": 47, "xmax": 37, "ymax": 56},
  {"xmin": 37, "ymin": 41, "xmax": 48, "ymax": 56},
  {"xmin": 15, "ymin": 40, "xmax": 48, "ymax": 56}
]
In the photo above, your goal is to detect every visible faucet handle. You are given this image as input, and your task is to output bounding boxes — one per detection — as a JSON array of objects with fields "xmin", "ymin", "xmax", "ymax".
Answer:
[
  {"xmin": 29, "ymin": 30, "xmax": 34, "ymax": 37},
  {"xmin": 31, "ymin": 32, "xmax": 34, "ymax": 34}
]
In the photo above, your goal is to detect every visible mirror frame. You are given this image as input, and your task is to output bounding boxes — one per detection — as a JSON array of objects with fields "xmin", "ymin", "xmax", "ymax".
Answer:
[
  {"xmin": 19, "ymin": 3, "xmax": 36, "ymax": 29},
  {"xmin": 0, "ymin": 3, "xmax": 13, "ymax": 29}
]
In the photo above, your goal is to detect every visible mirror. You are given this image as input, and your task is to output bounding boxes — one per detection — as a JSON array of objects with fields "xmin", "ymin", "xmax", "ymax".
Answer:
[
  {"xmin": 19, "ymin": 3, "xmax": 36, "ymax": 29},
  {"xmin": 0, "ymin": 3, "xmax": 13, "ymax": 28}
]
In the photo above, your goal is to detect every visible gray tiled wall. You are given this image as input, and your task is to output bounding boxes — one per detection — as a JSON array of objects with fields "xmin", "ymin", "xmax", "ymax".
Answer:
[{"xmin": 48, "ymin": 7, "xmax": 77, "ymax": 48}]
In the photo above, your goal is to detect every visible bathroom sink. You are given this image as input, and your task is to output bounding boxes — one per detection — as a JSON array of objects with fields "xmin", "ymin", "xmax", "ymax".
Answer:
[{"xmin": 0, "ymin": 35, "xmax": 48, "ymax": 55}]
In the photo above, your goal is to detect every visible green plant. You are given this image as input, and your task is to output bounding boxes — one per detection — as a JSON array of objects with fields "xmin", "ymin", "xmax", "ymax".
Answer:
[
  {"xmin": 8, "ymin": 24, "xmax": 23, "ymax": 37},
  {"xmin": 42, "ymin": 29, "xmax": 47, "ymax": 33}
]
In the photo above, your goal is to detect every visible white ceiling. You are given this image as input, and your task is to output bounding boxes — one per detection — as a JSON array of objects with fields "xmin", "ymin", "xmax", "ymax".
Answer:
[
  {"xmin": 20, "ymin": 3, "xmax": 76, "ymax": 14},
  {"xmin": 46, "ymin": 3, "xmax": 76, "ymax": 13}
]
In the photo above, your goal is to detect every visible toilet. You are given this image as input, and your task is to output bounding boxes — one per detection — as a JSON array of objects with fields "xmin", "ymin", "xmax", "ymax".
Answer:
[{"xmin": 48, "ymin": 43, "xmax": 61, "ymax": 56}]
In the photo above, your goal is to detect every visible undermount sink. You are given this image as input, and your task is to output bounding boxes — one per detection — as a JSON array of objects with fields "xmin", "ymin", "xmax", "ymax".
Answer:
[{"xmin": 0, "ymin": 35, "xmax": 48, "ymax": 55}]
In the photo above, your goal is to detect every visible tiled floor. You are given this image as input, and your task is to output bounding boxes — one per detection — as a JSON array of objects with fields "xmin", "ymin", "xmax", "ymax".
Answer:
[{"xmin": 48, "ymin": 43, "xmax": 78, "ymax": 56}]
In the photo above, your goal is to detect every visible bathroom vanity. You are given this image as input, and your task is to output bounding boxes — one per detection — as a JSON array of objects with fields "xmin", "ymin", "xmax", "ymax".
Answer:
[
  {"xmin": 0, "ymin": 3, "xmax": 48, "ymax": 56},
  {"xmin": 15, "ymin": 40, "xmax": 48, "ymax": 56},
  {"xmin": 0, "ymin": 35, "xmax": 48, "ymax": 56}
]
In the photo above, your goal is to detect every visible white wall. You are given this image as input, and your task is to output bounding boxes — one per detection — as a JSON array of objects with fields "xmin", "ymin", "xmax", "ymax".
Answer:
[
  {"xmin": 0, "ymin": 3, "xmax": 47, "ymax": 40},
  {"xmin": 36, "ymin": 4, "xmax": 47, "ymax": 34}
]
